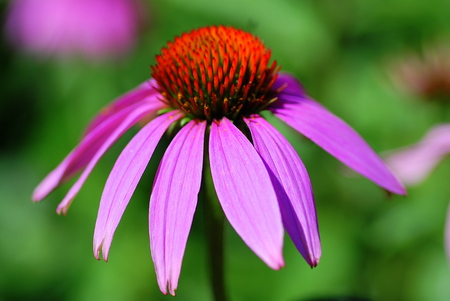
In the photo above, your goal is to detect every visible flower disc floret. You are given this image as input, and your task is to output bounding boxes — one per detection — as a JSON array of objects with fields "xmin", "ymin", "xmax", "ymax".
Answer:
[{"xmin": 151, "ymin": 25, "xmax": 280, "ymax": 121}]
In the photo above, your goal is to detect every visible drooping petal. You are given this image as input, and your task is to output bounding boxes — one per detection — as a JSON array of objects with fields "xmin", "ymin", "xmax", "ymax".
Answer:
[
  {"xmin": 245, "ymin": 115, "xmax": 321, "ymax": 267},
  {"xmin": 209, "ymin": 117, "xmax": 284, "ymax": 269},
  {"xmin": 56, "ymin": 102, "xmax": 164, "ymax": 215},
  {"xmin": 149, "ymin": 120, "xmax": 206, "ymax": 295},
  {"xmin": 385, "ymin": 124, "xmax": 450, "ymax": 186},
  {"xmin": 272, "ymin": 96, "xmax": 406, "ymax": 195},
  {"xmin": 93, "ymin": 110, "xmax": 182, "ymax": 261},
  {"xmin": 32, "ymin": 99, "xmax": 164, "ymax": 202},
  {"xmin": 85, "ymin": 79, "xmax": 162, "ymax": 135}
]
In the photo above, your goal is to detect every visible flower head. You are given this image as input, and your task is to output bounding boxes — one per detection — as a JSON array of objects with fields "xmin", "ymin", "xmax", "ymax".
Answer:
[
  {"xmin": 151, "ymin": 26, "xmax": 279, "ymax": 121},
  {"xmin": 33, "ymin": 26, "xmax": 405, "ymax": 295},
  {"xmin": 5, "ymin": 0, "xmax": 144, "ymax": 60}
]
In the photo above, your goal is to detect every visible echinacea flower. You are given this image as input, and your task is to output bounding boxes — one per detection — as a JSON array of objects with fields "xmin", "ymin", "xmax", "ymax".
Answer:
[
  {"xmin": 5, "ymin": 0, "xmax": 144, "ymax": 60},
  {"xmin": 33, "ymin": 26, "xmax": 405, "ymax": 295}
]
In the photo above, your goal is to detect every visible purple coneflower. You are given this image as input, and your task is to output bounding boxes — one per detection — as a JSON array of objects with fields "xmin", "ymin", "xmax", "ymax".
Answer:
[
  {"xmin": 33, "ymin": 26, "xmax": 405, "ymax": 295},
  {"xmin": 5, "ymin": 0, "xmax": 143, "ymax": 60}
]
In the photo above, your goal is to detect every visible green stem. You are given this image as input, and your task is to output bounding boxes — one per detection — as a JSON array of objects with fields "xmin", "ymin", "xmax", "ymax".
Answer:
[{"xmin": 203, "ymin": 139, "xmax": 228, "ymax": 301}]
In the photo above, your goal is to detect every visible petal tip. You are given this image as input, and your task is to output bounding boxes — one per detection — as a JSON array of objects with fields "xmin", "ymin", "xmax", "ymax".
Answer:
[
  {"xmin": 157, "ymin": 281, "xmax": 170, "ymax": 296},
  {"xmin": 93, "ymin": 248, "xmax": 101, "ymax": 261},
  {"xmin": 169, "ymin": 287, "xmax": 177, "ymax": 296},
  {"xmin": 101, "ymin": 245, "xmax": 110, "ymax": 262},
  {"xmin": 93, "ymin": 239, "xmax": 107, "ymax": 261},
  {"xmin": 32, "ymin": 183, "xmax": 50, "ymax": 202},
  {"xmin": 395, "ymin": 187, "xmax": 407, "ymax": 196},
  {"xmin": 267, "ymin": 255, "xmax": 285, "ymax": 270},
  {"xmin": 56, "ymin": 203, "xmax": 70, "ymax": 216},
  {"xmin": 385, "ymin": 181, "xmax": 407, "ymax": 196},
  {"xmin": 309, "ymin": 257, "xmax": 320, "ymax": 268},
  {"xmin": 31, "ymin": 192, "xmax": 42, "ymax": 202}
]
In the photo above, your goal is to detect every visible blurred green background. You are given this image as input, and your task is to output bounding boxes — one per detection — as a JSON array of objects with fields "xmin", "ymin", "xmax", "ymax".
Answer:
[{"xmin": 1, "ymin": 0, "xmax": 449, "ymax": 300}]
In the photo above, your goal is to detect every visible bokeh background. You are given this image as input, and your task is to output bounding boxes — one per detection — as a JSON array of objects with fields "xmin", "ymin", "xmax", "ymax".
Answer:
[{"xmin": 1, "ymin": 0, "xmax": 449, "ymax": 300}]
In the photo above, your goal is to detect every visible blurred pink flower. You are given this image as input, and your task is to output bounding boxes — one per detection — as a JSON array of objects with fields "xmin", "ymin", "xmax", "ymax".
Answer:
[
  {"xmin": 5, "ymin": 0, "xmax": 144, "ymax": 60},
  {"xmin": 385, "ymin": 124, "xmax": 450, "ymax": 186},
  {"xmin": 385, "ymin": 124, "xmax": 450, "ymax": 261}
]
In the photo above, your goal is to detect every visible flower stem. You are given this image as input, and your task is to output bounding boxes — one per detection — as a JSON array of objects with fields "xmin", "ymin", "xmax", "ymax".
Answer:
[{"xmin": 203, "ymin": 145, "xmax": 228, "ymax": 301}]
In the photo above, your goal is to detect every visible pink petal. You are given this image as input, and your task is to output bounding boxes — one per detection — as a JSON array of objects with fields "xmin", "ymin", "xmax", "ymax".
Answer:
[
  {"xmin": 385, "ymin": 124, "xmax": 450, "ymax": 186},
  {"xmin": 272, "ymin": 97, "xmax": 406, "ymax": 195},
  {"xmin": 85, "ymin": 79, "xmax": 161, "ymax": 135},
  {"xmin": 245, "ymin": 116, "xmax": 321, "ymax": 267},
  {"xmin": 149, "ymin": 120, "xmax": 206, "ymax": 295},
  {"xmin": 55, "ymin": 102, "xmax": 163, "ymax": 215},
  {"xmin": 209, "ymin": 117, "xmax": 284, "ymax": 269},
  {"xmin": 93, "ymin": 110, "xmax": 182, "ymax": 261}
]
